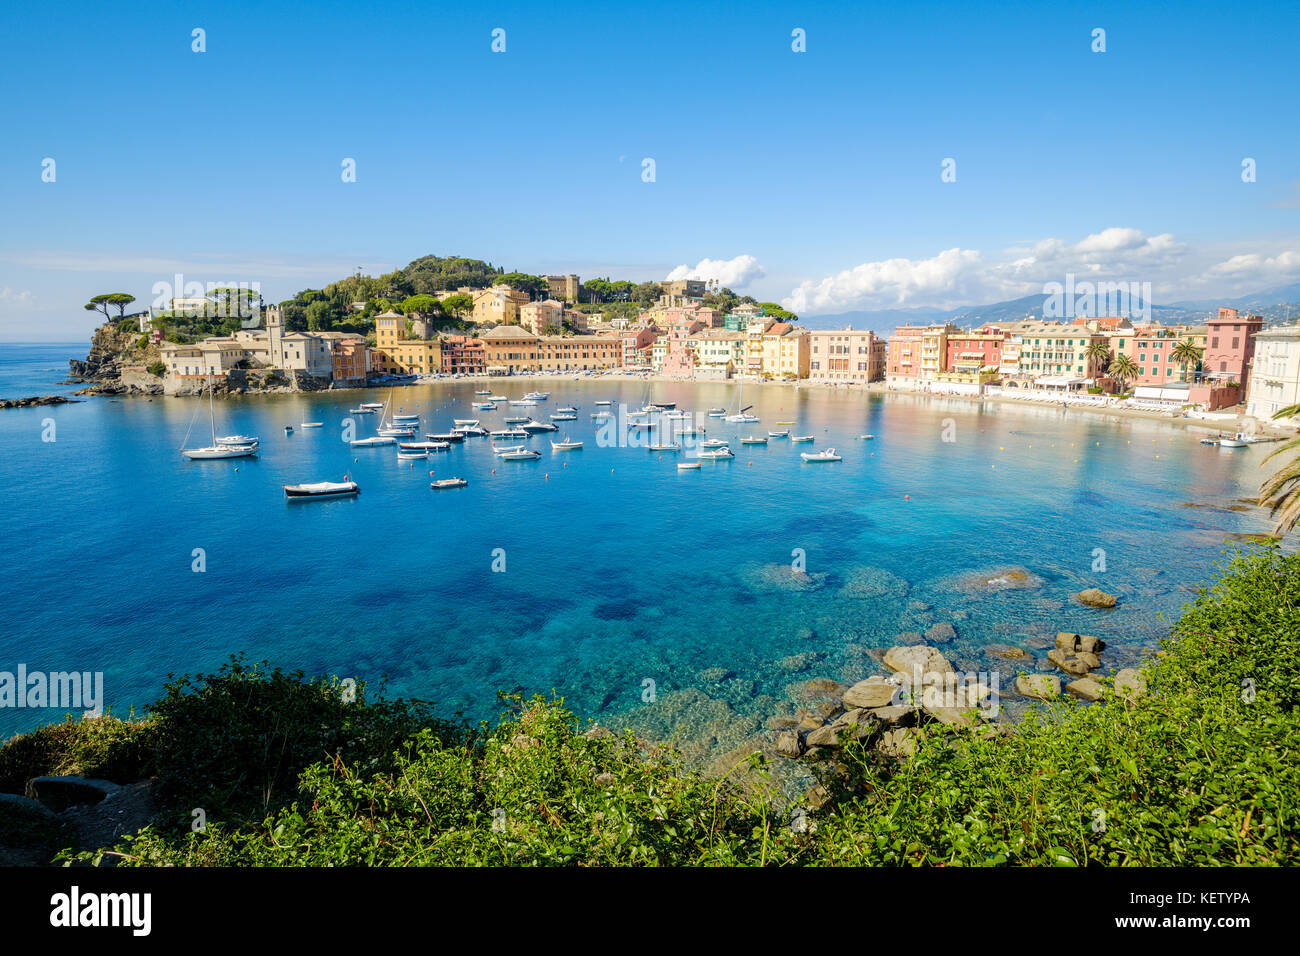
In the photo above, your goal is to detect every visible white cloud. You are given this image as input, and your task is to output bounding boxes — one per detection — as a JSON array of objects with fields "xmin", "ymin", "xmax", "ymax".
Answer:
[
  {"xmin": 0, "ymin": 287, "xmax": 35, "ymax": 306},
  {"xmin": 783, "ymin": 248, "xmax": 987, "ymax": 313},
  {"xmin": 1207, "ymin": 250, "xmax": 1300, "ymax": 279},
  {"xmin": 665, "ymin": 254, "xmax": 765, "ymax": 289},
  {"xmin": 783, "ymin": 228, "xmax": 1202, "ymax": 314}
]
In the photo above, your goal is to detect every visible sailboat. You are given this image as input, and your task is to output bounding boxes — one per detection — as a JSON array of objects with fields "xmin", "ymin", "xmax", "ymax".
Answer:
[
  {"xmin": 724, "ymin": 379, "xmax": 759, "ymax": 423},
  {"xmin": 182, "ymin": 375, "xmax": 258, "ymax": 460}
]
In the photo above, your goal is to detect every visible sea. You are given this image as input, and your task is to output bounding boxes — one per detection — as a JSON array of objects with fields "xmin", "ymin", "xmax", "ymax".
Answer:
[{"xmin": 0, "ymin": 342, "xmax": 1285, "ymax": 776}]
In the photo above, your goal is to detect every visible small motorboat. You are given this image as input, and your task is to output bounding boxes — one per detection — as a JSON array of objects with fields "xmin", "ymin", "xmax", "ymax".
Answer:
[
  {"xmin": 791, "ymin": 435, "xmax": 815, "ymax": 443},
  {"xmin": 1219, "ymin": 437, "xmax": 1247, "ymax": 448},
  {"xmin": 284, "ymin": 425, "xmax": 294, "ymax": 434},
  {"xmin": 489, "ymin": 395, "xmax": 507, "ymax": 401},
  {"xmin": 1199, "ymin": 437, "xmax": 1220, "ymax": 446},
  {"xmin": 801, "ymin": 448, "xmax": 842, "ymax": 462},
  {"xmin": 397, "ymin": 449, "xmax": 428, "ymax": 460},
  {"xmin": 701, "ymin": 439, "xmax": 729, "ymax": 449},
  {"xmin": 300, "ymin": 422, "xmax": 323, "ymax": 428},
  {"xmin": 594, "ymin": 400, "xmax": 612, "ymax": 406},
  {"xmin": 350, "ymin": 436, "xmax": 396, "ymax": 447},
  {"xmin": 648, "ymin": 442, "xmax": 681, "ymax": 452},
  {"xmin": 557, "ymin": 406, "xmax": 578, "ymax": 413},
  {"xmin": 591, "ymin": 411, "xmax": 612, "ymax": 419},
  {"xmin": 524, "ymin": 391, "xmax": 550, "ymax": 400},
  {"xmin": 391, "ymin": 414, "xmax": 420, "ymax": 424},
  {"xmin": 453, "ymin": 419, "xmax": 480, "ymax": 427},
  {"xmin": 521, "ymin": 419, "xmax": 558, "ymax": 432},
  {"xmin": 706, "ymin": 408, "xmax": 726, "ymax": 417},
  {"xmin": 359, "ymin": 402, "xmax": 385, "ymax": 410},
  {"xmin": 768, "ymin": 430, "xmax": 789, "ymax": 438},
  {"xmin": 628, "ymin": 421, "xmax": 655, "ymax": 430},
  {"xmin": 377, "ymin": 425, "xmax": 416, "ymax": 437},
  {"xmin": 453, "ymin": 425, "xmax": 489, "ymax": 437},
  {"xmin": 284, "ymin": 480, "xmax": 359, "ymax": 499},
  {"xmin": 216, "ymin": 434, "xmax": 259, "ymax": 447},
  {"xmin": 677, "ymin": 461, "xmax": 702, "ymax": 470},
  {"xmin": 490, "ymin": 428, "xmax": 528, "ymax": 440},
  {"xmin": 726, "ymin": 414, "xmax": 760, "ymax": 424},
  {"xmin": 678, "ymin": 426, "xmax": 704, "ymax": 436},
  {"xmin": 647, "ymin": 400, "xmax": 675, "ymax": 410},
  {"xmin": 503, "ymin": 415, "xmax": 530, "ymax": 424},
  {"xmin": 349, "ymin": 406, "xmax": 375, "ymax": 414},
  {"xmin": 475, "ymin": 390, "xmax": 491, "ymax": 396},
  {"xmin": 859, "ymin": 434, "xmax": 875, "ymax": 440},
  {"xmin": 493, "ymin": 444, "xmax": 528, "ymax": 456},
  {"xmin": 500, "ymin": 449, "xmax": 542, "ymax": 461},
  {"xmin": 401, "ymin": 441, "xmax": 449, "ymax": 451},
  {"xmin": 551, "ymin": 439, "xmax": 584, "ymax": 451},
  {"xmin": 431, "ymin": 477, "xmax": 469, "ymax": 489},
  {"xmin": 550, "ymin": 413, "xmax": 578, "ymax": 421},
  {"xmin": 698, "ymin": 447, "xmax": 734, "ymax": 460},
  {"xmin": 740, "ymin": 436, "xmax": 768, "ymax": 445},
  {"xmin": 473, "ymin": 402, "xmax": 496, "ymax": 411},
  {"xmin": 426, "ymin": 432, "xmax": 465, "ymax": 443},
  {"xmin": 509, "ymin": 399, "xmax": 539, "ymax": 407}
]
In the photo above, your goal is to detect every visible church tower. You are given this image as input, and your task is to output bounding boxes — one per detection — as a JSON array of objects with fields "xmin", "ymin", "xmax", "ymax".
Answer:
[{"xmin": 266, "ymin": 304, "xmax": 284, "ymax": 367}]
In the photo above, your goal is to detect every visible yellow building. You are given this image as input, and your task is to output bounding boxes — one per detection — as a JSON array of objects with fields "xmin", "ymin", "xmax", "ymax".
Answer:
[
  {"xmin": 543, "ymin": 275, "xmax": 580, "ymax": 301},
  {"xmin": 472, "ymin": 285, "xmax": 532, "ymax": 325},
  {"xmin": 372, "ymin": 310, "xmax": 441, "ymax": 375},
  {"xmin": 760, "ymin": 323, "xmax": 810, "ymax": 380}
]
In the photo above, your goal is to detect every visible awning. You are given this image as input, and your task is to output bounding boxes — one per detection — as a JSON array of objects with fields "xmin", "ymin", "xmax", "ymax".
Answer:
[{"xmin": 1035, "ymin": 376, "xmax": 1086, "ymax": 387}]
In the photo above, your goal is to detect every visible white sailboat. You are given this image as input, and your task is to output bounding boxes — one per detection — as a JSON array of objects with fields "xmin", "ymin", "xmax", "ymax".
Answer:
[
  {"xmin": 724, "ymin": 379, "xmax": 759, "ymax": 423},
  {"xmin": 182, "ymin": 375, "xmax": 258, "ymax": 460}
]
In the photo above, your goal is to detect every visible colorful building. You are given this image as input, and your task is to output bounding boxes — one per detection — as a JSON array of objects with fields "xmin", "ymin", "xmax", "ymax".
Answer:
[
  {"xmin": 1204, "ymin": 307, "xmax": 1263, "ymax": 388},
  {"xmin": 1246, "ymin": 322, "xmax": 1300, "ymax": 423},
  {"xmin": 808, "ymin": 328, "xmax": 884, "ymax": 383}
]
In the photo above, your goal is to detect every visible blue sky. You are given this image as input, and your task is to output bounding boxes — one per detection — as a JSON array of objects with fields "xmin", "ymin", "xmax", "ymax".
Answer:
[{"xmin": 1, "ymin": 0, "xmax": 1298, "ymax": 340}]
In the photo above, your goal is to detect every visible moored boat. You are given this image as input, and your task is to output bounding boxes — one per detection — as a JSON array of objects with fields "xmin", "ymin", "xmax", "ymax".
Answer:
[
  {"xmin": 801, "ymin": 448, "xmax": 841, "ymax": 462},
  {"xmin": 431, "ymin": 477, "xmax": 469, "ymax": 489},
  {"xmin": 740, "ymin": 436, "xmax": 768, "ymax": 445},
  {"xmin": 401, "ymin": 440, "xmax": 449, "ymax": 451},
  {"xmin": 521, "ymin": 419, "xmax": 558, "ymax": 432},
  {"xmin": 397, "ymin": 449, "xmax": 428, "ymax": 460},
  {"xmin": 500, "ymin": 449, "xmax": 542, "ymax": 461},
  {"xmin": 551, "ymin": 439, "xmax": 584, "ymax": 450},
  {"xmin": 677, "ymin": 461, "xmax": 702, "ymax": 470},
  {"xmin": 284, "ymin": 479, "xmax": 359, "ymax": 499},
  {"xmin": 300, "ymin": 422, "xmax": 323, "ymax": 428},
  {"xmin": 791, "ymin": 435, "xmax": 814, "ymax": 443},
  {"xmin": 426, "ymin": 432, "xmax": 465, "ymax": 443},
  {"xmin": 768, "ymin": 430, "xmax": 789, "ymax": 438},
  {"xmin": 698, "ymin": 447, "xmax": 735, "ymax": 459},
  {"xmin": 350, "ymin": 436, "xmax": 397, "ymax": 447}
]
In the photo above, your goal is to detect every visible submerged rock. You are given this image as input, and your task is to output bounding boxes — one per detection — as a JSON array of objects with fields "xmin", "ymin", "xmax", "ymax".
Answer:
[
  {"xmin": 987, "ymin": 644, "xmax": 1033, "ymax": 661},
  {"xmin": 953, "ymin": 566, "xmax": 1044, "ymax": 594},
  {"xmin": 839, "ymin": 566, "xmax": 910, "ymax": 601},
  {"xmin": 925, "ymin": 621, "xmax": 957, "ymax": 644},
  {"xmin": 740, "ymin": 562, "xmax": 828, "ymax": 593}
]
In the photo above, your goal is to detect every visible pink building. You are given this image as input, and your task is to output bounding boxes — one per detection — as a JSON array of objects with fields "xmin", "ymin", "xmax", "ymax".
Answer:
[
  {"xmin": 661, "ymin": 331, "xmax": 696, "ymax": 376},
  {"xmin": 1204, "ymin": 307, "xmax": 1263, "ymax": 387},
  {"xmin": 622, "ymin": 328, "xmax": 657, "ymax": 368}
]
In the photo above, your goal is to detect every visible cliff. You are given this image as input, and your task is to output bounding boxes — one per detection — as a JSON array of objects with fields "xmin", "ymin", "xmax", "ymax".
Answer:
[{"xmin": 67, "ymin": 322, "xmax": 163, "ymax": 396}]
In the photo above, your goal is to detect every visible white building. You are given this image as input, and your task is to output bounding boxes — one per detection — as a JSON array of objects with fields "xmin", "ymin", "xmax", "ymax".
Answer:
[{"xmin": 1246, "ymin": 324, "xmax": 1300, "ymax": 424}]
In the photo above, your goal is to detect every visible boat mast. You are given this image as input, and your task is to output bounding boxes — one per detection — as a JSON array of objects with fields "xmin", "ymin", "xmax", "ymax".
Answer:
[{"xmin": 207, "ymin": 373, "xmax": 216, "ymax": 445}]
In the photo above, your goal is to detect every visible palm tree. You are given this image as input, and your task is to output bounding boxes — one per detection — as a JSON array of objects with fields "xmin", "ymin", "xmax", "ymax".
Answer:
[
  {"xmin": 1108, "ymin": 353, "xmax": 1139, "ymax": 393},
  {"xmin": 1259, "ymin": 404, "xmax": 1300, "ymax": 534},
  {"xmin": 1172, "ymin": 340, "xmax": 1204, "ymax": 382},
  {"xmin": 1085, "ymin": 339, "xmax": 1112, "ymax": 376}
]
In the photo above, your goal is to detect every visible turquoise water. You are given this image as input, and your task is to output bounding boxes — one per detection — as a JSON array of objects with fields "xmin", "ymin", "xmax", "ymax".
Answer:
[{"xmin": 0, "ymin": 344, "xmax": 1284, "ymax": 771}]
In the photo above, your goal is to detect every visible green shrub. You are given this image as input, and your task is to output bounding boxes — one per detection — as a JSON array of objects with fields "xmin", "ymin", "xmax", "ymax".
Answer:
[
  {"xmin": 146, "ymin": 361, "xmax": 166, "ymax": 378},
  {"xmin": 0, "ymin": 715, "xmax": 155, "ymax": 793}
]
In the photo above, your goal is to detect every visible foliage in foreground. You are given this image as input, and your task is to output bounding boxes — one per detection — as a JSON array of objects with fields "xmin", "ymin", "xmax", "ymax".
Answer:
[{"xmin": 5, "ymin": 550, "xmax": 1297, "ymax": 866}]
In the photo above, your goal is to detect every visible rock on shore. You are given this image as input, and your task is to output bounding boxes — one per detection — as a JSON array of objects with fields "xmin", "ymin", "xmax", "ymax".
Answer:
[{"xmin": 0, "ymin": 395, "xmax": 79, "ymax": 409}]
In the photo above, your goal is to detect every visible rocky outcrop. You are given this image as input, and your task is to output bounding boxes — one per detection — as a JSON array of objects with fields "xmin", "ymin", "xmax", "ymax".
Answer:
[
  {"xmin": 1074, "ymin": 588, "xmax": 1118, "ymax": 608},
  {"xmin": 0, "ymin": 395, "xmax": 79, "ymax": 409}
]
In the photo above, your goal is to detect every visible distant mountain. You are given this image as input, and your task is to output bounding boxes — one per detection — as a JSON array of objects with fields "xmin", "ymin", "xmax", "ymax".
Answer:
[{"xmin": 797, "ymin": 281, "xmax": 1300, "ymax": 333}]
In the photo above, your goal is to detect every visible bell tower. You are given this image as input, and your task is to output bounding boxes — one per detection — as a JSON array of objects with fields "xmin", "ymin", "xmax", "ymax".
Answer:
[{"xmin": 266, "ymin": 304, "xmax": 284, "ymax": 367}]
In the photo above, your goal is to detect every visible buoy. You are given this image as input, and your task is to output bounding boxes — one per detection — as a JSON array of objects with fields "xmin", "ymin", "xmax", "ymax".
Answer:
[
  {"xmin": 545, "ymin": 473, "xmax": 549, "ymax": 479},
  {"xmin": 905, "ymin": 494, "xmax": 910, "ymax": 500},
  {"xmin": 492, "ymin": 468, "xmax": 496, "ymax": 474}
]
